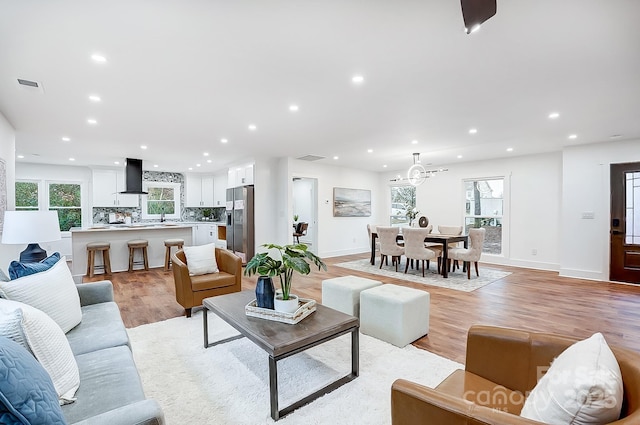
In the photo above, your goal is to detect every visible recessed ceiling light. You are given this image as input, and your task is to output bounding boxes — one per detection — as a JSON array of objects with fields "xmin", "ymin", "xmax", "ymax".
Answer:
[
  {"xmin": 87, "ymin": 118, "xmax": 97, "ymax": 125},
  {"xmin": 91, "ymin": 54, "xmax": 107, "ymax": 63},
  {"xmin": 548, "ymin": 112, "xmax": 560, "ymax": 119},
  {"xmin": 248, "ymin": 124, "xmax": 257, "ymax": 131},
  {"xmin": 220, "ymin": 138, "xmax": 228, "ymax": 143},
  {"xmin": 17, "ymin": 154, "xmax": 24, "ymax": 159},
  {"xmin": 69, "ymin": 157, "xmax": 75, "ymax": 161},
  {"xmin": 61, "ymin": 137, "xmax": 70, "ymax": 142},
  {"xmin": 383, "ymin": 165, "xmax": 387, "ymax": 168},
  {"xmin": 114, "ymin": 161, "xmax": 120, "ymax": 165},
  {"xmin": 203, "ymin": 152, "xmax": 209, "ymax": 156},
  {"xmin": 289, "ymin": 104, "xmax": 299, "ymax": 112},
  {"xmin": 568, "ymin": 134, "xmax": 577, "ymax": 140},
  {"xmin": 140, "ymin": 145, "xmax": 147, "ymax": 150},
  {"xmin": 207, "ymin": 159, "xmax": 212, "ymax": 163},
  {"xmin": 196, "ymin": 164, "xmax": 201, "ymax": 167},
  {"xmin": 457, "ymin": 155, "xmax": 463, "ymax": 159},
  {"xmin": 188, "ymin": 167, "xmax": 193, "ymax": 171},
  {"xmin": 333, "ymin": 156, "xmax": 339, "ymax": 160},
  {"xmin": 411, "ymin": 140, "xmax": 418, "ymax": 145},
  {"xmin": 352, "ymin": 75, "xmax": 364, "ymax": 84},
  {"xmin": 469, "ymin": 128, "xmax": 478, "ymax": 134},
  {"xmin": 88, "ymin": 95, "xmax": 101, "ymax": 102},
  {"xmin": 153, "ymin": 164, "xmax": 158, "ymax": 168},
  {"xmin": 507, "ymin": 147, "xmax": 514, "ymax": 152},
  {"xmin": 367, "ymin": 149, "xmax": 373, "ymax": 153}
]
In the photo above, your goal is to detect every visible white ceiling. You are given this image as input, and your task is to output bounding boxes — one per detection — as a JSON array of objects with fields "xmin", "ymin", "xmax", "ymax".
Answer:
[{"xmin": 1, "ymin": 0, "xmax": 639, "ymax": 174}]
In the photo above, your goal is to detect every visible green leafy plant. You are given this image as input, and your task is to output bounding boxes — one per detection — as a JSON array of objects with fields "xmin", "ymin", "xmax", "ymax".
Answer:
[
  {"xmin": 244, "ymin": 243, "xmax": 327, "ymax": 300},
  {"xmin": 293, "ymin": 214, "xmax": 299, "ymax": 222}
]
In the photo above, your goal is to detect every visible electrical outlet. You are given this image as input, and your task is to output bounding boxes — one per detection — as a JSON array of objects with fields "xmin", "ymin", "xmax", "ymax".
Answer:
[{"xmin": 531, "ymin": 249, "xmax": 537, "ymax": 256}]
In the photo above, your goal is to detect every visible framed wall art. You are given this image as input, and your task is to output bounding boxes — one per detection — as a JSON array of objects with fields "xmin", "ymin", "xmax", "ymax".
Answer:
[
  {"xmin": 0, "ymin": 157, "xmax": 6, "ymax": 232},
  {"xmin": 333, "ymin": 187, "xmax": 371, "ymax": 217}
]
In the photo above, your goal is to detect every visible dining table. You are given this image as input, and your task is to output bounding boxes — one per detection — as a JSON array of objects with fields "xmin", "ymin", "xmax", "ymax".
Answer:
[{"xmin": 370, "ymin": 231, "xmax": 468, "ymax": 278}]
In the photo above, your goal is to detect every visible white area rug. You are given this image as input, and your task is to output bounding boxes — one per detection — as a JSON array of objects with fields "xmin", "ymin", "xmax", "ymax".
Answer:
[
  {"xmin": 335, "ymin": 259, "xmax": 511, "ymax": 292},
  {"xmin": 127, "ymin": 311, "xmax": 462, "ymax": 425}
]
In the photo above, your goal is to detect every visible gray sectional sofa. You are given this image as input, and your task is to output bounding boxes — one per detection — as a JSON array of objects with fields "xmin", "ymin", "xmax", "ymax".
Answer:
[{"xmin": 62, "ymin": 280, "xmax": 164, "ymax": 425}]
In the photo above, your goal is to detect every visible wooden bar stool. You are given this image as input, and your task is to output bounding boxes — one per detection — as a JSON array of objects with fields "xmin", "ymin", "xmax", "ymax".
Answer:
[
  {"xmin": 164, "ymin": 238, "xmax": 184, "ymax": 271},
  {"xmin": 86, "ymin": 241, "xmax": 111, "ymax": 277},
  {"xmin": 127, "ymin": 239, "xmax": 149, "ymax": 272}
]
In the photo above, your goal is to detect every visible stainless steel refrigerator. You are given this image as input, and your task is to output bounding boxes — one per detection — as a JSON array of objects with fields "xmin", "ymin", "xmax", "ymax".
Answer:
[{"xmin": 226, "ymin": 185, "xmax": 255, "ymax": 264}]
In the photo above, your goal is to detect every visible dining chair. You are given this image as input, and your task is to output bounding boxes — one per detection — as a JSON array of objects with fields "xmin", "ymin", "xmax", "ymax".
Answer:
[
  {"xmin": 293, "ymin": 222, "xmax": 308, "ymax": 243},
  {"xmin": 437, "ymin": 224, "xmax": 464, "ymax": 269},
  {"xmin": 448, "ymin": 227, "xmax": 486, "ymax": 279},
  {"xmin": 403, "ymin": 227, "xmax": 439, "ymax": 276},
  {"xmin": 367, "ymin": 224, "xmax": 383, "ymax": 260},
  {"xmin": 377, "ymin": 226, "xmax": 405, "ymax": 272}
]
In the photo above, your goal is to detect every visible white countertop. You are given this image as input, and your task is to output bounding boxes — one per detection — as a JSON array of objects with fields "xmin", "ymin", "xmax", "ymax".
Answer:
[{"xmin": 71, "ymin": 223, "xmax": 194, "ymax": 233}]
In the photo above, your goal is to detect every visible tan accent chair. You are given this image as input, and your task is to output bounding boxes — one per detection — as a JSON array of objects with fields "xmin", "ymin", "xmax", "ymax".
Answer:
[
  {"xmin": 377, "ymin": 226, "xmax": 405, "ymax": 272},
  {"xmin": 391, "ymin": 325, "xmax": 640, "ymax": 424},
  {"xmin": 171, "ymin": 248, "xmax": 242, "ymax": 317},
  {"xmin": 448, "ymin": 227, "xmax": 486, "ymax": 279},
  {"xmin": 367, "ymin": 224, "xmax": 384, "ymax": 259},
  {"xmin": 402, "ymin": 227, "xmax": 439, "ymax": 276}
]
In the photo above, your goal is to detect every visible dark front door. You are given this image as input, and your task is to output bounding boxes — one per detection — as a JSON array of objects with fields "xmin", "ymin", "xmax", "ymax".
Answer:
[{"xmin": 610, "ymin": 162, "xmax": 640, "ymax": 283}]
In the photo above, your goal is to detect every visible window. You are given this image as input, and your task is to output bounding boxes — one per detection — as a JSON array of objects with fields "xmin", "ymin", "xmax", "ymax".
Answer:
[
  {"xmin": 626, "ymin": 171, "xmax": 640, "ymax": 244},
  {"xmin": 15, "ymin": 180, "xmax": 83, "ymax": 231},
  {"xmin": 464, "ymin": 178, "xmax": 503, "ymax": 254},
  {"xmin": 15, "ymin": 181, "xmax": 39, "ymax": 210},
  {"xmin": 142, "ymin": 182, "xmax": 181, "ymax": 220},
  {"xmin": 390, "ymin": 185, "xmax": 416, "ymax": 227},
  {"xmin": 49, "ymin": 183, "xmax": 82, "ymax": 231}
]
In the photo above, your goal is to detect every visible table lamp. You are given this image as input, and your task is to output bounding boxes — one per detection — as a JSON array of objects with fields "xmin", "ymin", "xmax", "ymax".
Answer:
[{"xmin": 1, "ymin": 211, "xmax": 62, "ymax": 262}]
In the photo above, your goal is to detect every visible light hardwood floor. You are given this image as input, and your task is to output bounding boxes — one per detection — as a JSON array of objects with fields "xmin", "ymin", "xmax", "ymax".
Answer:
[{"xmin": 84, "ymin": 253, "xmax": 640, "ymax": 363}]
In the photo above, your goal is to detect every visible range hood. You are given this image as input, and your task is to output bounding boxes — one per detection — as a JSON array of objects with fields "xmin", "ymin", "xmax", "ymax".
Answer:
[{"xmin": 119, "ymin": 158, "xmax": 148, "ymax": 195}]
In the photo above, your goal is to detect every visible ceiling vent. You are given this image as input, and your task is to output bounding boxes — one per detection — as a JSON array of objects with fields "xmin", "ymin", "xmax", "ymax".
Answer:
[
  {"xmin": 297, "ymin": 155, "xmax": 325, "ymax": 162},
  {"xmin": 16, "ymin": 78, "xmax": 45, "ymax": 93}
]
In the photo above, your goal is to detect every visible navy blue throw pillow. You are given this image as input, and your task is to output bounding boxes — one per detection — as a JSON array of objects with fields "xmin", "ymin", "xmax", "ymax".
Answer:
[
  {"xmin": 8, "ymin": 252, "xmax": 61, "ymax": 280},
  {"xmin": 0, "ymin": 336, "xmax": 68, "ymax": 424}
]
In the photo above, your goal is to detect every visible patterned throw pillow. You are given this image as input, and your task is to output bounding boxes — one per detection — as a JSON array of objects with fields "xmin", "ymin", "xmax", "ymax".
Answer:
[
  {"xmin": 0, "ymin": 336, "xmax": 69, "ymax": 425},
  {"xmin": 8, "ymin": 252, "xmax": 61, "ymax": 280}
]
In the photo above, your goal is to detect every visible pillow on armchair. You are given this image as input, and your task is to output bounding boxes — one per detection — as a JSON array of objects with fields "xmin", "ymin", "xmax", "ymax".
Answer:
[
  {"xmin": 0, "ymin": 336, "xmax": 68, "ymax": 425},
  {"xmin": 183, "ymin": 243, "xmax": 219, "ymax": 276}
]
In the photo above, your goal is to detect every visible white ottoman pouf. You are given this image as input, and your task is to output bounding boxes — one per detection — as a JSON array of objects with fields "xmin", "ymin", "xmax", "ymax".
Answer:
[
  {"xmin": 360, "ymin": 284, "xmax": 430, "ymax": 347},
  {"xmin": 322, "ymin": 275, "xmax": 382, "ymax": 317}
]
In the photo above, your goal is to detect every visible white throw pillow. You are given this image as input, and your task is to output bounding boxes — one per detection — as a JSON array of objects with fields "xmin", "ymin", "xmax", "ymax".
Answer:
[
  {"xmin": 0, "ymin": 256, "xmax": 82, "ymax": 333},
  {"xmin": 183, "ymin": 243, "xmax": 219, "ymax": 275},
  {"xmin": 0, "ymin": 299, "xmax": 80, "ymax": 403},
  {"xmin": 520, "ymin": 332, "xmax": 623, "ymax": 424}
]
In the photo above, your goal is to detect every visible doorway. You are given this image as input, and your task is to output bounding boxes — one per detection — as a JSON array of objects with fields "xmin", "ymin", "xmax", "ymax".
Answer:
[
  {"xmin": 610, "ymin": 162, "xmax": 640, "ymax": 283},
  {"xmin": 292, "ymin": 177, "xmax": 318, "ymax": 254}
]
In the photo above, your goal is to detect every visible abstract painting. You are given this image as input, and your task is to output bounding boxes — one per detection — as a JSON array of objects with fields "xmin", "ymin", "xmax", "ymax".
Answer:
[{"xmin": 333, "ymin": 187, "xmax": 371, "ymax": 217}]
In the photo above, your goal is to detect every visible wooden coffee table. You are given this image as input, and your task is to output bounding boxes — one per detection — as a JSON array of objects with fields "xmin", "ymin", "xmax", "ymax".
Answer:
[{"xmin": 203, "ymin": 291, "xmax": 359, "ymax": 421}]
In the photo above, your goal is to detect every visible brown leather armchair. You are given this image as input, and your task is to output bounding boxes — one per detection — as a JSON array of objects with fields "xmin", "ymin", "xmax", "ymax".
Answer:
[
  {"xmin": 171, "ymin": 248, "xmax": 242, "ymax": 317},
  {"xmin": 392, "ymin": 325, "xmax": 640, "ymax": 424}
]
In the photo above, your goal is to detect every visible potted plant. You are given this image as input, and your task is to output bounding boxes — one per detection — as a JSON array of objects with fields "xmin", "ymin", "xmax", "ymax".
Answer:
[{"xmin": 245, "ymin": 243, "xmax": 327, "ymax": 313}]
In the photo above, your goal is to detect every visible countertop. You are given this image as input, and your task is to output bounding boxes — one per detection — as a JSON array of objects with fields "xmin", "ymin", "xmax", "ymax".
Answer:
[{"xmin": 70, "ymin": 223, "xmax": 195, "ymax": 232}]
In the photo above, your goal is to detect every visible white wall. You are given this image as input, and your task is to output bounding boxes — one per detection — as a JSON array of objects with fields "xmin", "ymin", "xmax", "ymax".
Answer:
[
  {"xmin": 0, "ymin": 112, "xmax": 16, "ymax": 272},
  {"xmin": 381, "ymin": 152, "xmax": 563, "ymax": 270},
  {"xmin": 560, "ymin": 138, "xmax": 640, "ymax": 280},
  {"xmin": 290, "ymin": 159, "xmax": 385, "ymax": 258}
]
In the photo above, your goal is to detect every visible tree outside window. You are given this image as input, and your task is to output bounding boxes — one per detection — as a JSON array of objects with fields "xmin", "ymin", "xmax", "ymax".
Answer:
[
  {"xmin": 49, "ymin": 183, "xmax": 82, "ymax": 231},
  {"xmin": 15, "ymin": 181, "xmax": 38, "ymax": 210},
  {"xmin": 390, "ymin": 185, "xmax": 416, "ymax": 226},
  {"xmin": 464, "ymin": 178, "xmax": 503, "ymax": 254}
]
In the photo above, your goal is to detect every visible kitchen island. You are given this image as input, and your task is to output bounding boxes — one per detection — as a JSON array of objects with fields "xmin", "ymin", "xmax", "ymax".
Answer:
[{"xmin": 70, "ymin": 224, "xmax": 193, "ymax": 279}]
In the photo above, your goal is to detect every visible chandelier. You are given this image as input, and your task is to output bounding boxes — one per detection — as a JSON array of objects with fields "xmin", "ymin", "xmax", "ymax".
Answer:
[{"xmin": 389, "ymin": 153, "xmax": 448, "ymax": 186}]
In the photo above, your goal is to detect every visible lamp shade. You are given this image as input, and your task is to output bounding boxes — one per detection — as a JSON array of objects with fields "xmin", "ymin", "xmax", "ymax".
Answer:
[{"xmin": 1, "ymin": 211, "xmax": 62, "ymax": 244}]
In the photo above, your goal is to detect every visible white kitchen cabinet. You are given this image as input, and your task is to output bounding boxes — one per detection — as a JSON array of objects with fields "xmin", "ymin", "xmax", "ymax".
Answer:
[
  {"xmin": 185, "ymin": 174, "xmax": 215, "ymax": 207},
  {"xmin": 193, "ymin": 223, "xmax": 217, "ymax": 245},
  {"xmin": 226, "ymin": 163, "xmax": 254, "ymax": 188},
  {"xmin": 92, "ymin": 169, "xmax": 139, "ymax": 208},
  {"xmin": 213, "ymin": 171, "xmax": 227, "ymax": 206}
]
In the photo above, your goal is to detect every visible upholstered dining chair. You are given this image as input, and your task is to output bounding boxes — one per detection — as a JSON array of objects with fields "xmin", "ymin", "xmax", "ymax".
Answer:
[
  {"xmin": 437, "ymin": 224, "xmax": 464, "ymax": 269},
  {"xmin": 403, "ymin": 227, "xmax": 439, "ymax": 277},
  {"xmin": 448, "ymin": 227, "xmax": 486, "ymax": 279},
  {"xmin": 377, "ymin": 226, "xmax": 405, "ymax": 272},
  {"xmin": 367, "ymin": 224, "xmax": 383, "ymax": 260},
  {"xmin": 293, "ymin": 222, "xmax": 308, "ymax": 243}
]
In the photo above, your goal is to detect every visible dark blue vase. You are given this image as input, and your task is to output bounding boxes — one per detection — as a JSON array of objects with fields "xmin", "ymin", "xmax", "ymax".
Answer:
[{"xmin": 255, "ymin": 276, "xmax": 275, "ymax": 309}]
